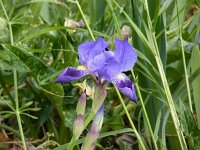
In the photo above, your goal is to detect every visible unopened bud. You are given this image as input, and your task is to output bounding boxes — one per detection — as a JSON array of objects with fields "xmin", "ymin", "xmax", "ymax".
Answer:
[
  {"xmin": 76, "ymin": 91, "xmax": 86, "ymax": 115},
  {"xmin": 81, "ymin": 105, "xmax": 104, "ymax": 150},
  {"xmin": 64, "ymin": 19, "xmax": 85, "ymax": 29},
  {"xmin": 78, "ymin": 20, "xmax": 85, "ymax": 28},
  {"xmin": 73, "ymin": 114, "xmax": 84, "ymax": 140},
  {"xmin": 121, "ymin": 25, "xmax": 131, "ymax": 40},
  {"xmin": 81, "ymin": 124, "xmax": 100, "ymax": 150},
  {"xmin": 92, "ymin": 84, "xmax": 107, "ymax": 112},
  {"xmin": 64, "ymin": 18, "xmax": 80, "ymax": 28}
]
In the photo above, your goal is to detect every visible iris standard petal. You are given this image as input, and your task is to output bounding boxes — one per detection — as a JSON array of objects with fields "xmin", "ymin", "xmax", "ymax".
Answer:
[
  {"xmin": 88, "ymin": 51, "xmax": 121, "ymax": 82},
  {"xmin": 114, "ymin": 38, "xmax": 137, "ymax": 72},
  {"xmin": 55, "ymin": 67, "xmax": 87, "ymax": 83},
  {"xmin": 113, "ymin": 73, "xmax": 137, "ymax": 103},
  {"xmin": 102, "ymin": 57, "xmax": 121, "ymax": 82},
  {"xmin": 78, "ymin": 37, "xmax": 109, "ymax": 66}
]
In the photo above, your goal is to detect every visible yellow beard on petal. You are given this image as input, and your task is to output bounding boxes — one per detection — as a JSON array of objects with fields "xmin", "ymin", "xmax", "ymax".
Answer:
[
  {"xmin": 112, "ymin": 73, "xmax": 126, "ymax": 83},
  {"xmin": 78, "ymin": 65, "xmax": 88, "ymax": 70},
  {"xmin": 117, "ymin": 73, "xmax": 126, "ymax": 79}
]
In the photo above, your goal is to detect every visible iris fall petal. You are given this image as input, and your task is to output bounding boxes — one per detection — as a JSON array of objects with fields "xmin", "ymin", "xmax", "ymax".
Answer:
[
  {"xmin": 56, "ymin": 67, "xmax": 87, "ymax": 83},
  {"xmin": 113, "ymin": 73, "xmax": 137, "ymax": 103}
]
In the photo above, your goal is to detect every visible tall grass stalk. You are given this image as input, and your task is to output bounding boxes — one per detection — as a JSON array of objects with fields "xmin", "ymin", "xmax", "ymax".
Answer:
[
  {"xmin": 0, "ymin": 1, "xmax": 27, "ymax": 150},
  {"xmin": 105, "ymin": 0, "xmax": 158, "ymax": 149},
  {"xmin": 143, "ymin": 0, "xmax": 188, "ymax": 149},
  {"xmin": 14, "ymin": 70, "xmax": 27, "ymax": 150},
  {"xmin": 114, "ymin": 86, "xmax": 146, "ymax": 150},
  {"xmin": 75, "ymin": 0, "xmax": 95, "ymax": 40},
  {"xmin": 175, "ymin": 0, "xmax": 193, "ymax": 113},
  {"xmin": 131, "ymin": 70, "xmax": 158, "ymax": 150}
]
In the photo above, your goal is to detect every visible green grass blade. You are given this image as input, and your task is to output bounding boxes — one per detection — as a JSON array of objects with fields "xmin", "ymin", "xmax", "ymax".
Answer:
[{"xmin": 192, "ymin": 45, "xmax": 200, "ymax": 128}]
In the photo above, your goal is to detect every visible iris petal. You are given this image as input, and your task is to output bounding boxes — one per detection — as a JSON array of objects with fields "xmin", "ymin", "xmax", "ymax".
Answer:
[
  {"xmin": 114, "ymin": 38, "xmax": 137, "ymax": 72},
  {"xmin": 88, "ymin": 51, "xmax": 121, "ymax": 82},
  {"xmin": 113, "ymin": 73, "xmax": 137, "ymax": 103},
  {"xmin": 78, "ymin": 37, "xmax": 109, "ymax": 66},
  {"xmin": 55, "ymin": 67, "xmax": 87, "ymax": 83}
]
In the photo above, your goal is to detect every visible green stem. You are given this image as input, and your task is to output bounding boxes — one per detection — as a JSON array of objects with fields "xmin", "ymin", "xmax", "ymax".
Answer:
[
  {"xmin": 114, "ymin": 86, "xmax": 146, "ymax": 150},
  {"xmin": 8, "ymin": 21, "xmax": 14, "ymax": 45},
  {"xmin": 0, "ymin": 0, "xmax": 9, "ymax": 20},
  {"xmin": 0, "ymin": 0, "xmax": 14, "ymax": 45},
  {"xmin": 131, "ymin": 70, "xmax": 158, "ymax": 150},
  {"xmin": 143, "ymin": 0, "xmax": 187, "ymax": 149},
  {"xmin": 14, "ymin": 70, "xmax": 27, "ymax": 150},
  {"xmin": 84, "ymin": 111, "xmax": 95, "ymax": 129},
  {"xmin": 175, "ymin": 0, "xmax": 193, "ymax": 113},
  {"xmin": 0, "ymin": 1, "xmax": 27, "ymax": 149},
  {"xmin": 67, "ymin": 137, "xmax": 76, "ymax": 150},
  {"xmin": 75, "ymin": 0, "xmax": 95, "ymax": 41}
]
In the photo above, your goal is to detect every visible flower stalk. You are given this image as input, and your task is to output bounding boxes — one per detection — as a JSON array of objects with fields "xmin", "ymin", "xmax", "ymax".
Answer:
[
  {"xmin": 114, "ymin": 86, "xmax": 146, "ymax": 150},
  {"xmin": 131, "ymin": 70, "xmax": 158, "ymax": 150}
]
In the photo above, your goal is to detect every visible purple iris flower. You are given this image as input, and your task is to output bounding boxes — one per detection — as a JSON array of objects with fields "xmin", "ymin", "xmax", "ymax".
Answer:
[{"xmin": 56, "ymin": 37, "xmax": 138, "ymax": 102}]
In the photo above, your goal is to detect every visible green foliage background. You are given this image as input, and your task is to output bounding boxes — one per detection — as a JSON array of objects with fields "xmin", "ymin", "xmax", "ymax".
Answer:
[{"xmin": 0, "ymin": 0, "xmax": 200, "ymax": 149}]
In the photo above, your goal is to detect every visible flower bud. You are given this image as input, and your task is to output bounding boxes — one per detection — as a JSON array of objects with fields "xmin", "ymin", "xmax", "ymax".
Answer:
[
  {"xmin": 64, "ymin": 18, "xmax": 80, "ymax": 28},
  {"xmin": 64, "ymin": 19, "xmax": 85, "ymax": 29},
  {"xmin": 93, "ymin": 104, "xmax": 104, "ymax": 128},
  {"xmin": 92, "ymin": 84, "xmax": 107, "ymax": 113},
  {"xmin": 81, "ymin": 124, "xmax": 100, "ymax": 150},
  {"xmin": 121, "ymin": 25, "xmax": 131, "ymax": 40},
  {"xmin": 76, "ymin": 91, "xmax": 86, "ymax": 115},
  {"xmin": 73, "ymin": 114, "xmax": 84, "ymax": 140},
  {"xmin": 81, "ymin": 105, "xmax": 104, "ymax": 150}
]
